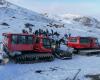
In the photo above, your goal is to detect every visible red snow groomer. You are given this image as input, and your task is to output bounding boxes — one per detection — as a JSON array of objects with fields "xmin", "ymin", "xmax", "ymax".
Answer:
[
  {"xmin": 67, "ymin": 36, "xmax": 100, "ymax": 54},
  {"xmin": 2, "ymin": 33, "xmax": 54, "ymax": 63}
]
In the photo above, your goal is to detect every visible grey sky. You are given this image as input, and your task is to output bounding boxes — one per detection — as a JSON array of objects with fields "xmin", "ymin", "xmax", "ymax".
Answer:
[{"xmin": 7, "ymin": 0, "xmax": 100, "ymax": 20}]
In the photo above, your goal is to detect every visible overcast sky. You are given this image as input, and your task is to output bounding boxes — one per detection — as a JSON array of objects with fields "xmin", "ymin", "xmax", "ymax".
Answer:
[{"xmin": 7, "ymin": 0, "xmax": 100, "ymax": 20}]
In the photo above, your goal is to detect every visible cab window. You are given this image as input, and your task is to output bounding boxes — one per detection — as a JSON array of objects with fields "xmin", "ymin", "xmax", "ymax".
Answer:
[
  {"xmin": 12, "ymin": 35, "xmax": 33, "ymax": 44},
  {"xmin": 43, "ymin": 38, "xmax": 51, "ymax": 48},
  {"xmin": 70, "ymin": 38, "xmax": 77, "ymax": 42},
  {"xmin": 80, "ymin": 38, "xmax": 90, "ymax": 44},
  {"xmin": 12, "ymin": 35, "xmax": 17, "ymax": 44}
]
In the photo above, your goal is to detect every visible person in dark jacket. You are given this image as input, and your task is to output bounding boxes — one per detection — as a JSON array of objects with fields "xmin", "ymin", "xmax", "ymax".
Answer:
[{"xmin": 35, "ymin": 30, "xmax": 39, "ymax": 35}]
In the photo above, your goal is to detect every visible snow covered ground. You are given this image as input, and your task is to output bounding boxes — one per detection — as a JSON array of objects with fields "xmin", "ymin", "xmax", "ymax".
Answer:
[{"xmin": 0, "ymin": 55, "xmax": 100, "ymax": 80}]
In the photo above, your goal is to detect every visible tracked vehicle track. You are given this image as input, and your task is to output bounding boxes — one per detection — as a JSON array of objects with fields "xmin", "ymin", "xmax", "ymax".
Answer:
[
  {"xmin": 13, "ymin": 53, "xmax": 54, "ymax": 64},
  {"xmin": 54, "ymin": 49, "xmax": 72, "ymax": 60}
]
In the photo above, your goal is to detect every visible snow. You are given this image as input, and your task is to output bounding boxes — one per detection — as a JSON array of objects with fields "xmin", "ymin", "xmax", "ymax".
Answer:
[
  {"xmin": 60, "ymin": 13, "xmax": 81, "ymax": 19},
  {"xmin": 0, "ymin": 55, "xmax": 100, "ymax": 80}
]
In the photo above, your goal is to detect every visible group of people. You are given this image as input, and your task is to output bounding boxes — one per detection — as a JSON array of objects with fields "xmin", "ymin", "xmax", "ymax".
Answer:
[{"xmin": 22, "ymin": 28, "xmax": 71, "ymax": 46}]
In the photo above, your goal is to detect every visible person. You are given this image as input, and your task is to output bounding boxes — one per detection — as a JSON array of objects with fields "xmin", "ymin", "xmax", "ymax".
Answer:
[
  {"xmin": 46, "ymin": 29, "xmax": 49, "ymax": 35},
  {"xmin": 35, "ymin": 30, "xmax": 39, "ymax": 35},
  {"xmin": 43, "ymin": 30, "xmax": 47, "ymax": 36},
  {"xmin": 68, "ymin": 33, "xmax": 71, "ymax": 37},
  {"xmin": 0, "ymin": 51, "xmax": 3, "ymax": 64},
  {"xmin": 39, "ymin": 29, "xmax": 42, "ymax": 35},
  {"xmin": 22, "ymin": 29, "xmax": 28, "ymax": 34},
  {"xmin": 0, "ymin": 50, "xmax": 9, "ymax": 64},
  {"xmin": 22, "ymin": 29, "xmax": 26, "ymax": 33},
  {"xmin": 59, "ymin": 38, "xmax": 65, "ymax": 45},
  {"xmin": 64, "ymin": 33, "xmax": 68, "ymax": 39}
]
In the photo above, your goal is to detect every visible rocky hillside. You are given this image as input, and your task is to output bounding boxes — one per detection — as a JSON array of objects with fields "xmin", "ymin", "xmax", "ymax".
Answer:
[
  {"xmin": 60, "ymin": 14, "xmax": 100, "ymax": 28},
  {"xmin": 42, "ymin": 13, "xmax": 100, "ymax": 41}
]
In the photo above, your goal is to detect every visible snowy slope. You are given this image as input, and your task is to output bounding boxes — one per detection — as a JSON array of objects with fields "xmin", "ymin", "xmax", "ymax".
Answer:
[
  {"xmin": 60, "ymin": 14, "xmax": 100, "ymax": 28},
  {"xmin": 43, "ymin": 13, "xmax": 100, "ymax": 41},
  {"xmin": 0, "ymin": 0, "xmax": 100, "ymax": 42},
  {"xmin": 0, "ymin": 0, "xmax": 57, "ymax": 41}
]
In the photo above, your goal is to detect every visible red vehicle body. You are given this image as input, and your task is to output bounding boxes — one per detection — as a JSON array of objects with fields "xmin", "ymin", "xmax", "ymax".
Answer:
[
  {"xmin": 3, "ymin": 33, "xmax": 52, "ymax": 54},
  {"xmin": 2, "ymin": 33, "xmax": 54, "ymax": 63},
  {"xmin": 67, "ymin": 37, "xmax": 100, "ymax": 49}
]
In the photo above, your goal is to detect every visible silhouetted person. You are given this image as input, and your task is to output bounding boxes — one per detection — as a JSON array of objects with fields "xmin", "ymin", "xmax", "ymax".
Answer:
[{"xmin": 35, "ymin": 30, "xmax": 39, "ymax": 35}]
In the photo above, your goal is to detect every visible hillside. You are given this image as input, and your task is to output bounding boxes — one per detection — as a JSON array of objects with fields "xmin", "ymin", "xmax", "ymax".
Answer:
[
  {"xmin": 0, "ymin": 0, "xmax": 57, "ymax": 41},
  {"xmin": 43, "ymin": 13, "xmax": 100, "ymax": 41},
  {"xmin": 0, "ymin": 0, "xmax": 100, "ymax": 42}
]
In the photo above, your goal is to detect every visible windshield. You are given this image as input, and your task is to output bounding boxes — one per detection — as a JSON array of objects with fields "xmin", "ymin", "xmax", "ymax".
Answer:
[
  {"xmin": 43, "ymin": 38, "xmax": 51, "ymax": 48},
  {"xmin": 80, "ymin": 38, "xmax": 90, "ymax": 44},
  {"xmin": 70, "ymin": 38, "xmax": 77, "ymax": 42},
  {"xmin": 12, "ymin": 35, "xmax": 33, "ymax": 44}
]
